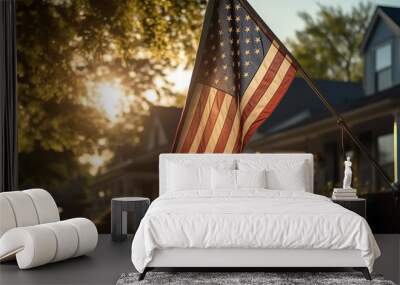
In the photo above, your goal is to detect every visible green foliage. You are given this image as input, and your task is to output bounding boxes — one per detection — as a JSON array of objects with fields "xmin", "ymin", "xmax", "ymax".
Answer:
[
  {"xmin": 16, "ymin": 0, "xmax": 206, "ymax": 202},
  {"xmin": 287, "ymin": 2, "xmax": 373, "ymax": 82}
]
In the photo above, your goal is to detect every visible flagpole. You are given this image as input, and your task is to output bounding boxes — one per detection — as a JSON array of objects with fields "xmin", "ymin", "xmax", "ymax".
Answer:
[{"xmin": 239, "ymin": 0, "xmax": 399, "ymax": 192}]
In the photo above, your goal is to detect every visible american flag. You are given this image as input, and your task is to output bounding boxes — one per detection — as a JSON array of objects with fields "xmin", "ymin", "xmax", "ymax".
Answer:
[{"xmin": 172, "ymin": 0, "xmax": 297, "ymax": 153}]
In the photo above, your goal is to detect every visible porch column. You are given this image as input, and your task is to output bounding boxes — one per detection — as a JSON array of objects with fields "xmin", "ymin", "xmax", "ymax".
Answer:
[{"xmin": 395, "ymin": 112, "xmax": 400, "ymax": 183}]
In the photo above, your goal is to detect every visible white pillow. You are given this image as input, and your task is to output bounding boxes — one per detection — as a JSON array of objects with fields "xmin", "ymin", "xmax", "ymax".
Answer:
[
  {"xmin": 211, "ymin": 168, "xmax": 236, "ymax": 190},
  {"xmin": 167, "ymin": 162, "xmax": 211, "ymax": 191},
  {"xmin": 236, "ymin": 169, "xmax": 267, "ymax": 189},
  {"xmin": 238, "ymin": 159, "xmax": 308, "ymax": 191}
]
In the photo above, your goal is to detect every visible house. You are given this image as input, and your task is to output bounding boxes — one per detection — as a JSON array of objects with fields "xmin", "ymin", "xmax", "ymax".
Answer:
[{"xmin": 89, "ymin": 6, "xmax": 400, "ymax": 233}]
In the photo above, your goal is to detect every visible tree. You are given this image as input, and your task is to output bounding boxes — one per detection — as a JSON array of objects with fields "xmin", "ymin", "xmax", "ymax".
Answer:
[
  {"xmin": 16, "ymin": 0, "xmax": 206, "ymax": 216},
  {"xmin": 287, "ymin": 2, "xmax": 373, "ymax": 82}
]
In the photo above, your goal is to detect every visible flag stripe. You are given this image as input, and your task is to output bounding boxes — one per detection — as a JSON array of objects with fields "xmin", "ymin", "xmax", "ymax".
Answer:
[
  {"xmin": 188, "ymin": 88, "xmax": 218, "ymax": 152},
  {"xmin": 224, "ymin": 109, "xmax": 241, "ymax": 153},
  {"xmin": 240, "ymin": 50, "xmax": 285, "ymax": 124},
  {"xmin": 205, "ymin": 94, "xmax": 234, "ymax": 153},
  {"xmin": 175, "ymin": 84, "xmax": 203, "ymax": 152},
  {"xmin": 242, "ymin": 64, "xmax": 297, "ymax": 146},
  {"xmin": 241, "ymin": 56, "xmax": 292, "ymax": 141},
  {"xmin": 240, "ymin": 45, "xmax": 278, "ymax": 110},
  {"xmin": 213, "ymin": 96, "xmax": 237, "ymax": 153},
  {"xmin": 179, "ymin": 85, "xmax": 211, "ymax": 153},
  {"xmin": 197, "ymin": 90, "xmax": 226, "ymax": 153}
]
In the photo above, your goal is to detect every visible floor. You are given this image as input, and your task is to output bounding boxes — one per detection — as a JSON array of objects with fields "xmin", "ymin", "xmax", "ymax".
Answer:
[
  {"xmin": 1, "ymin": 234, "xmax": 399, "ymax": 285},
  {"xmin": 0, "ymin": 235, "xmax": 134, "ymax": 285}
]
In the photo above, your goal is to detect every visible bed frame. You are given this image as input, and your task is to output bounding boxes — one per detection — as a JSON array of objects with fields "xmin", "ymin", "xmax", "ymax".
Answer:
[{"xmin": 139, "ymin": 154, "xmax": 372, "ymax": 281}]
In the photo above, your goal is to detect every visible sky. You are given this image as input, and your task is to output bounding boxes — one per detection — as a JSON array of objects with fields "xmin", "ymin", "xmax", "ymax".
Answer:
[{"xmin": 248, "ymin": 0, "xmax": 400, "ymax": 42}]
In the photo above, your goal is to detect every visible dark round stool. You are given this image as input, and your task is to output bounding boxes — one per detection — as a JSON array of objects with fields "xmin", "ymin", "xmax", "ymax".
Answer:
[{"xmin": 111, "ymin": 197, "xmax": 150, "ymax": 242}]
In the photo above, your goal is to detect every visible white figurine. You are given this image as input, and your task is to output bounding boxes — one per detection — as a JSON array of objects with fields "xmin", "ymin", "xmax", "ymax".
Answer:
[{"xmin": 343, "ymin": 156, "xmax": 353, "ymax": 189}]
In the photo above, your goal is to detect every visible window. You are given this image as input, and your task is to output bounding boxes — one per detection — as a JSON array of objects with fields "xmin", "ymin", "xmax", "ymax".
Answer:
[
  {"xmin": 377, "ymin": 133, "xmax": 394, "ymax": 191},
  {"xmin": 375, "ymin": 43, "xmax": 392, "ymax": 92},
  {"xmin": 378, "ymin": 133, "xmax": 394, "ymax": 165}
]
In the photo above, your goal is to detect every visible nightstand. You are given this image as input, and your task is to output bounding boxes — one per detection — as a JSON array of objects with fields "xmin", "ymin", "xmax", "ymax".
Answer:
[
  {"xmin": 111, "ymin": 197, "xmax": 150, "ymax": 242},
  {"xmin": 331, "ymin": 198, "xmax": 366, "ymax": 219}
]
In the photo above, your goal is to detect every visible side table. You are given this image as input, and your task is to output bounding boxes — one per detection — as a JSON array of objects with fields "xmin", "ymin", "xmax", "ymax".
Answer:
[
  {"xmin": 331, "ymin": 198, "xmax": 366, "ymax": 219},
  {"xmin": 111, "ymin": 197, "xmax": 150, "ymax": 242}
]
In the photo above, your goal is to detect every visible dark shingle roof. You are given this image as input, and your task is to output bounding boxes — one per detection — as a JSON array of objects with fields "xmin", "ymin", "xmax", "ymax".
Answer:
[
  {"xmin": 258, "ymin": 78, "xmax": 364, "ymax": 134},
  {"xmin": 379, "ymin": 6, "xmax": 400, "ymax": 27},
  {"xmin": 149, "ymin": 105, "xmax": 182, "ymax": 141},
  {"xmin": 147, "ymin": 78, "xmax": 399, "ymax": 140}
]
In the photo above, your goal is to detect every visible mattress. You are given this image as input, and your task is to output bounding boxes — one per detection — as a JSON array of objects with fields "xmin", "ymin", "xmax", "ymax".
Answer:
[{"xmin": 131, "ymin": 190, "xmax": 380, "ymax": 273}]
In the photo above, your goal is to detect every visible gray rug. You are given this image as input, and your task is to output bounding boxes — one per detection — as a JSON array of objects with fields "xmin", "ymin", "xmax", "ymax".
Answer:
[{"xmin": 116, "ymin": 272, "xmax": 396, "ymax": 285}]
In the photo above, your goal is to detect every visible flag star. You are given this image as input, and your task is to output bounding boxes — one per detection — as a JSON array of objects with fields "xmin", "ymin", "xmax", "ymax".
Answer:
[
  {"xmin": 227, "ymin": 15, "xmax": 232, "ymax": 21},
  {"xmin": 245, "ymin": 61, "xmax": 250, "ymax": 66},
  {"xmin": 211, "ymin": 45, "xmax": 216, "ymax": 50},
  {"xmin": 224, "ymin": 76, "xmax": 229, "ymax": 81},
  {"xmin": 245, "ymin": 50, "xmax": 250, "ymax": 55},
  {"xmin": 255, "ymin": 37, "xmax": 261, "ymax": 43},
  {"xmin": 244, "ymin": 72, "xmax": 249, "ymax": 77},
  {"xmin": 220, "ymin": 42, "xmax": 224, "ymax": 47},
  {"xmin": 223, "ymin": 64, "xmax": 228, "ymax": 70},
  {"xmin": 225, "ymin": 4, "xmax": 231, "ymax": 10},
  {"xmin": 236, "ymin": 50, "xmax": 241, "ymax": 55},
  {"xmin": 255, "ymin": 48, "xmax": 260, "ymax": 54},
  {"xmin": 212, "ymin": 56, "xmax": 217, "ymax": 61},
  {"xmin": 255, "ymin": 26, "xmax": 260, "ymax": 32},
  {"xmin": 235, "ymin": 16, "xmax": 240, "ymax": 22},
  {"xmin": 213, "ymin": 67, "xmax": 218, "ymax": 73},
  {"xmin": 215, "ymin": 79, "xmax": 220, "ymax": 84},
  {"xmin": 230, "ymin": 39, "xmax": 234, "ymax": 44},
  {"xmin": 236, "ymin": 39, "xmax": 240, "ymax": 44},
  {"xmin": 245, "ymin": 15, "xmax": 251, "ymax": 21},
  {"xmin": 231, "ymin": 50, "xmax": 235, "ymax": 56},
  {"xmin": 219, "ymin": 30, "xmax": 223, "ymax": 35},
  {"xmin": 235, "ymin": 4, "xmax": 241, "ymax": 10},
  {"xmin": 236, "ymin": 27, "xmax": 240, "ymax": 33},
  {"xmin": 245, "ymin": 38, "xmax": 251, "ymax": 44},
  {"xmin": 228, "ymin": 27, "xmax": 233, "ymax": 33},
  {"xmin": 221, "ymin": 53, "xmax": 226, "ymax": 59},
  {"xmin": 245, "ymin": 27, "xmax": 250, "ymax": 32}
]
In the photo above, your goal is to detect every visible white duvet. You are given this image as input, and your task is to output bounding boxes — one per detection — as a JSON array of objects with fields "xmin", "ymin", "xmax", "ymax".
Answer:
[{"xmin": 131, "ymin": 190, "xmax": 380, "ymax": 273}]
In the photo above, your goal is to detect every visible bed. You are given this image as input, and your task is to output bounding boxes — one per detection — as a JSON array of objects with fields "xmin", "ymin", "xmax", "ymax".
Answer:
[{"xmin": 131, "ymin": 153, "xmax": 380, "ymax": 280}]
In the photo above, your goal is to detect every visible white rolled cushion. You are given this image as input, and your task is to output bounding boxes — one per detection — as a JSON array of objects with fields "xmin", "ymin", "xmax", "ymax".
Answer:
[
  {"xmin": 211, "ymin": 168, "xmax": 236, "ymax": 190},
  {"xmin": 64, "ymin": 218, "xmax": 98, "ymax": 257},
  {"xmin": 0, "ymin": 226, "xmax": 57, "ymax": 269},
  {"xmin": 42, "ymin": 221, "xmax": 79, "ymax": 262},
  {"xmin": 23, "ymin": 189, "xmax": 60, "ymax": 223},
  {"xmin": 0, "ymin": 196, "xmax": 17, "ymax": 237},
  {"xmin": 236, "ymin": 169, "xmax": 267, "ymax": 188},
  {"xmin": 0, "ymin": 191, "xmax": 39, "ymax": 227},
  {"xmin": 0, "ymin": 218, "xmax": 97, "ymax": 269}
]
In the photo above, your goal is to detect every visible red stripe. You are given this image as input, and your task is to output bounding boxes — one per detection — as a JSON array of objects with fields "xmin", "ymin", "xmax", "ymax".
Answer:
[
  {"xmin": 196, "ymin": 90, "xmax": 226, "ymax": 153},
  {"xmin": 213, "ymin": 97, "xmax": 238, "ymax": 153},
  {"xmin": 240, "ymin": 50, "xmax": 285, "ymax": 124},
  {"xmin": 241, "ymin": 65, "xmax": 296, "ymax": 148},
  {"xmin": 233, "ymin": 131, "xmax": 242, "ymax": 153},
  {"xmin": 172, "ymin": 85, "xmax": 199, "ymax": 152},
  {"xmin": 179, "ymin": 86, "xmax": 211, "ymax": 153}
]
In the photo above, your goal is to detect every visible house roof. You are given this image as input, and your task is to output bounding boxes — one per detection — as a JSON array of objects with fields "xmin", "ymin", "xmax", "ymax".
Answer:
[
  {"xmin": 379, "ymin": 6, "xmax": 400, "ymax": 27},
  {"xmin": 361, "ymin": 6, "xmax": 400, "ymax": 52},
  {"xmin": 258, "ymin": 78, "xmax": 364, "ymax": 134},
  {"xmin": 147, "ymin": 105, "xmax": 182, "ymax": 142},
  {"xmin": 260, "ymin": 81, "xmax": 400, "ymax": 136},
  {"xmin": 144, "ymin": 77, "xmax": 399, "ymax": 145}
]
